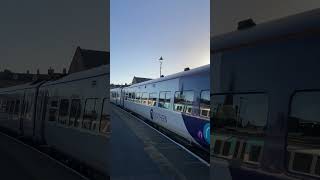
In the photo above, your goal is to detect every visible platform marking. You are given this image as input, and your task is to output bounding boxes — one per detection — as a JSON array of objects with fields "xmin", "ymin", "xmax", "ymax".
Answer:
[
  {"xmin": 114, "ymin": 106, "xmax": 210, "ymax": 167},
  {"xmin": 112, "ymin": 104, "xmax": 210, "ymax": 168},
  {"xmin": 112, "ymin": 107, "xmax": 188, "ymax": 180}
]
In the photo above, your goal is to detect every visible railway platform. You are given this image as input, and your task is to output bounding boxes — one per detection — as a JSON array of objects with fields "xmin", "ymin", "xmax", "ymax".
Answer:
[
  {"xmin": 0, "ymin": 131, "xmax": 88, "ymax": 180},
  {"xmin": 109, "ymin": 104, "xmax": 209, "ymax": 180}
]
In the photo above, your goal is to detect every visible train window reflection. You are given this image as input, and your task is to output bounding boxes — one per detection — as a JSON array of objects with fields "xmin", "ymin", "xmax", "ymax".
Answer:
[
  {"xmin": 159, "ymin": 91, "xmax": 171, "ymax": 109},
  {"xmin": 211, "ymin": 93, "xmax": 268, "ymax": 166},
  {"xmin": 135, "ymin": 93, "xmax": 141, "ymax": 103},
  {"xmin": 48, "ymin": 98, "xmax": 59, "ymax": 122},
  {"xmin": 148, "ymin": 93, "xmax": 157, "ymax": 106},
  {"xmin": 82, "ymin": 99, "xmax": 98, "ymax": 130},
  {"xmin": 141, "ymin": 92, "xmax": 148, "ymax": 105},
  {"xmin": 100, "ymin": 99, "xmax": 110, "ymax": 134},
  {"xmin": 174, "ymin": 91, "xmax": 194, "ymax": 114},
  {"xmin": 287, "ymin": 91, "xmax": 320, "ymax": 178},
  {"xmin": 69, "ymin": 99, "xmax": 81, "ymax": 127},
  {"xmin": 58, "ymin": 99, "xmax": 69, "ymax": 125},
  {"xmin": 200, "ymin": 90, "xmax": 210, "ymax": 118},
  {"xmin": 128, "ymin": 92, "xmax": 132, "ymax": 101},
  {"xmin": 125, "ymin": 92, "xmax": 128, "ymax": 100},
  {"xmin": 131, "ymin": 92, "xmax": 135, "ymax": 101}
]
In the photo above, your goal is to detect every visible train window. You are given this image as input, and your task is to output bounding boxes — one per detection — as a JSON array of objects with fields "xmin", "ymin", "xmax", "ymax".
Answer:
[
  {"xmin": 141, "ymin": 93, "xmax": 148, "ymax": 105},
  {"xmin": 14, "ymin": 100, "xmax": 20, "ymax": 115},
  {"xmin": 48, "ymin": 98, "xmax": 59, "ymax": 122},
  {"xmin": 287, "ymin": 91, "xmax": 320, "ymax": 178},
  {"xmin": 131, "ymin": 92, "xmax": 135, "ymax": 101},
  {"xmin": 128, "ymin": 92, "xmax": 132, "ymax": 101},
  {"xmin": 100, "ymin": 98, "xmax": 111, "ymax": 134},
  {"xmin": 135, "ymin": 93, "xmax": 141, "ymax": 104},
  {"xmin": 126, "ymin": 92, "xmax": 129, "ymax": 101},
  {"xmin": 148, "ymin": 93, "xmax": 157, "ymax": 106},
  {"xmin": 26, "ymin": 93, "xmax": 34, "ymax": 115},
  {"xmin": 82, "ymin": 98, "xmax": 98, "ymax": 130},
  {"xmin": 58, "ymin": 99, "xmax": 69, "ymax": 125},
  {"xmin": 174, "ymin": 91, "xmax": 194, "ymax": 114},
  {"xmin": 200, "ymin": 90, "xmax": 210, "ymax": 118},
  {"xmin": 159, "ymin": 92, "xmax": 171, "ymax": 109},
  {"xmin": 211, "ymin": 93, "xmax": 268, "ymax": 166},
  {"xmin": 69, "ymin": 99, "xmax": 81, "ymax": 127}
]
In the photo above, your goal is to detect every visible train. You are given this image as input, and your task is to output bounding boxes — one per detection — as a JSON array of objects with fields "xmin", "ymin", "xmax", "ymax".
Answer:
[
  {"xmin": 211, "ymin": 8, "xmax": 320, "ymax": 180},
  {"xmin": 0, "ymin": 65, "xmax": 110, "ymax": 176},
  {"xmin": 111, "ymin": 64, "xmax": 210, "ymax": 151}
]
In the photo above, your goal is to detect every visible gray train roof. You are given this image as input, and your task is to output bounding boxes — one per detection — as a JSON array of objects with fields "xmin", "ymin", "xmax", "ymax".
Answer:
[
  {"xmin": 125, "ymin": 64, "xmax": 210, "ymax": 89},
  {"xmin": 0, "ymin": 81, "xmax": 43, "ymax": 93},
  {"xmin": 41, "ymin": 65, "xmax": 109, "ymax": 87},
  {"xmin": 0, "ymin": 65, "xmax": 109, "ymax": 93},
  {"xmin": 211, "ymin": 8, "xmax": 320, "ymax": 52}
]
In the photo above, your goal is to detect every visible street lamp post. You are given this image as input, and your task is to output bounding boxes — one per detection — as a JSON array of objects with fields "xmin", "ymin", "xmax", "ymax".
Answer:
[{"xmin": 159, "ymin": 56, "xmax": 163, "ymax": 77}]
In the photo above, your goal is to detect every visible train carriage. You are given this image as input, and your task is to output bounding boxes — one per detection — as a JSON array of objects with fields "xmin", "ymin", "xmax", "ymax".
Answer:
[
  {"xmin": 0, "ymin": 82, "xmax": 43, "ymax": 137},
  {"xmin": 211, "ymin": 8, "xmax": 320, "ymax": 180},
  {"xmin": 0, "ymin": 65, "xmax": 110, "ymax": 176},
  {"xmin": 111, "ymin": 65, "xmax": 210, "ymax": 151},
  {"xmin": 38, "ymin": 65, "xmax": 110, "ymax": 174}
]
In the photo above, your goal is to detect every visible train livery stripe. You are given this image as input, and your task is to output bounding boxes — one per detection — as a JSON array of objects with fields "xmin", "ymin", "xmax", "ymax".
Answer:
[{"xmin": 181, "ymin": 114, "xmax": 210, "ymax": 149}]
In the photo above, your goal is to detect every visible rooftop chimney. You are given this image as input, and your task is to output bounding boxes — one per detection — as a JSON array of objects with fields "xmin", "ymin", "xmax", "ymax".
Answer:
[
  {"xmin": 184, "ymin": 67, "xmax": 190, "ymax": 71},
  {"xmin": 238, "ymin": 19, "xmax": 256, "ymax": 30}
]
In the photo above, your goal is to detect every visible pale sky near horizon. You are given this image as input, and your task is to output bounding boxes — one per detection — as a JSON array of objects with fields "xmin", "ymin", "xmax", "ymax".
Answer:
[
  {"xmin": 211, "ymin": 0, "xmax": 320, "ymax": 36},
  {"xmin": 0, "ymin": 0, "xmax": 109, "ymax": 74},
  {"xmin": 111, "ymin": 0, "xmax": 210, "ymax": 84}
]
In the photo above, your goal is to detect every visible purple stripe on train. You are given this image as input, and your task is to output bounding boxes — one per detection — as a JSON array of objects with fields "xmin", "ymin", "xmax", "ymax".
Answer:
[{"xmin": 182, "ymin": 114, "xmax": 210, "ymax": 149}]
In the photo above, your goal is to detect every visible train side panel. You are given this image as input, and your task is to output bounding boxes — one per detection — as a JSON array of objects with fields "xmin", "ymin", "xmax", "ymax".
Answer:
[
  {"xmin": 211, "ymin": 27, "xmax": 320, "ymax": 180},
  {"xmin": 38, "ymin": 66, "xmax": 110, "ymax": 174},
  {"xmin": 119, "ymin": 66, "xmax": 210, "ymax": 150}
]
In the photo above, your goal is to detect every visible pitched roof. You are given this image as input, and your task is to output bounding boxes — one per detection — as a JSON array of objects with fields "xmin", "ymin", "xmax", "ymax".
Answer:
[
  {"xmin": 68, "ymin": 46, "xmax": 110, "ymax": 74},
  {"xmin": 132, "ymin": 76, "xmax": 152, "ymax": 84},
  {"xmin": 79, "ymin": 47, "xmax": 110, "ymax": 68}
]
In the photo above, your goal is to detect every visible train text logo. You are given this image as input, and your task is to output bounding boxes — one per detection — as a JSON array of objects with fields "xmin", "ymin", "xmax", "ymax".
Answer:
[{"xmin": 150, "ymin": 109, "xmax": 167, "ymax": 123}]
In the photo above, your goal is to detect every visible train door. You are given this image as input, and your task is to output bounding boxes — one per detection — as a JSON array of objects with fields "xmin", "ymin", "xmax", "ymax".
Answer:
[{"xmin": 34, "ymin": 90, "xmax": 48, "ymax": 143}]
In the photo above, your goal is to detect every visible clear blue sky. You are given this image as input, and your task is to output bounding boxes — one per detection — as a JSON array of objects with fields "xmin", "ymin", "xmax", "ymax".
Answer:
[{"xmin": 111, "ymin": 0, "xmax": 210, "ymax": 84}]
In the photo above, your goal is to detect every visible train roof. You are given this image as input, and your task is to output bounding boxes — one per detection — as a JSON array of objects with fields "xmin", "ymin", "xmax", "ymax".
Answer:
[
  {"xmin": 0, "ymin": 81, "xmax": 44, "ymax": 93},
  {"xmin": 124, "ymin": 64, "xmax": 209, "ymax": 89},
  {"xmin": 41, "ymin": 65, "xmax": 109, "ymax": 87},
  {"xmin": 211, "ymin": 8, "xmax": 320, "ymax": 52}
]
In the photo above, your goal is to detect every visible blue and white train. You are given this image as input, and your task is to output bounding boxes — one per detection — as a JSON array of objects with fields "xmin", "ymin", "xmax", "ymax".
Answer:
[{"xmin": 111, "ymin": 65, "xmax": 210, "ymax": 151}]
